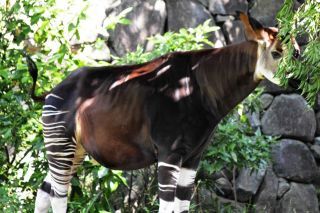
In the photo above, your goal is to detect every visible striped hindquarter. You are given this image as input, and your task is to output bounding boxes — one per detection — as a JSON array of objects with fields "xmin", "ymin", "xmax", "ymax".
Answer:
[{"xmin": 35, "ymin": 94, "xmax": 86, "ymax": 213}]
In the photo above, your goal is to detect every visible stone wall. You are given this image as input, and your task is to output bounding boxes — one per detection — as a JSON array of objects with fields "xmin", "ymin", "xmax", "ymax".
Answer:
[
  {"xmin": 251, "ymin": 84, "xmax": 319, "ymax": 212},
  {"xmin": 75, "ymin": 0, "xmax": 320, "ymax": 211}
]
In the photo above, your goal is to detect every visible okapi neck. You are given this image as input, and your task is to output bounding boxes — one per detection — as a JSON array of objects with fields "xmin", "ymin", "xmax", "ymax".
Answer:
[{"xmin": 195, "ymin": 41, "xmax": 260, "ymax": 121}]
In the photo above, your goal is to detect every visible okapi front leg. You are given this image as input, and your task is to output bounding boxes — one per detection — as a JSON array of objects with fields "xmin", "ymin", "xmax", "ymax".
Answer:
[
  {"xmin": 158, "ymin": 161, "xmax": 182, "ymax": 213},
  {"xmin": 174, "ymin": 168, "xmax": 197, "ymax": 212}
]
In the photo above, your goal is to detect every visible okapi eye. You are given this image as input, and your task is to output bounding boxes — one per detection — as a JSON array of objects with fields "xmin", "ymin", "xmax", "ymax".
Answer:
[{"xmin": 271, "ymin": 51, "xmax": 282, "ymax": 59}]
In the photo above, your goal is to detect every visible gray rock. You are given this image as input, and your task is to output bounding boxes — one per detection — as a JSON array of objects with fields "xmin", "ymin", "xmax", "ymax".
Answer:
[
  {"xmin": 210, "ymin": 168, "xmax": 233, "ymax": 181},
  {"xmin": 236, "ymin": 167, "xmax": 266, "ymax": 202},
  {"xmin": 316, "ymin": 112, "xmax": 320, "ymax": 135},
  {"xmin": 222, "ymin": 20, "xmax": 246, "ymax": 44},
  {"xmin": 211, "ymin": 27, "xmax": 227, "ymax": 48},
  {"xmin": 277, "ymin": 182, "xmax": 319, "ymax": 213},
  {"xmin": 223, "ymin": 0, "xmax": 248, "ymax": 14},
  {"xmin": 167, "ymin": 0, "xmax": 212, "ymax": 31},
  {"xmin": 277, "ymin": 178, "xmax": 290, "ymax": 199},
  {"xmin": 260, "ymin": 93, "xmax": 274, "ymax": 110},
  {"xmin": 293, "ymin": 0, "xmax": 303, "ymax": 11},
  {"xmin": 272, "ymin": 139, "xmax": 318, "ymax": 182},
  {"xmin": 215, "ymin": 15, "xmax": 235, "ymax": 23},
  {"xmin": 67, "ymin": 0, "xmax": 114, "ymax": 44},
  {"xmin": 166, "ymin": 0, "xmax": 226, "ymax": 47},
  {"xmin": 311, "ymin": 144, "xmax": 320, "ymax": 160},
  {"xmin": 315, "ymin": 137, "xmax": 320, "ymax": 145},
  {"xmin": 250, "ymin": 0, "xmax": 284, "ymax": 26},
  {"xmin": 196, "ymin": 0, "xmax": 209, "ymax": 7},
  {"xmin": 261, "ymin": 94, "xmax": 316, "ymax": 142},
  {"xmin": 108, "ymin": 0, "xmax": 166, "ymax": 56},
  {"xmin": 105, "ymin": 0, "xmax": 122, "ymax": 16},
  {"xmin": 208, "ymin": 0, "xmax": 248, "ymax": 14},
  {"xmin": 198, "ymin": 188, "xmax": 213, "ymax": 208},
  {"xmin": 208, "ymin": 0, "xmax": 226, "ymax": 14},
  {"xmin": 254, "ymin": 167, "xmax": 278, "ymax": 213},
  {"xmin": 198, "ymin": 188, "xmax": 246, "ymax": 211},
  {"xmin": 316, "ymin": 93, "xmax": 320, "ymax": 111},
  {"xmin": 215, "ymin": 177, "xmax": 233, "ymax": 196},
  {"xmin": 247, "ymin": 111, "xmax": 261, "ymax": 130}
]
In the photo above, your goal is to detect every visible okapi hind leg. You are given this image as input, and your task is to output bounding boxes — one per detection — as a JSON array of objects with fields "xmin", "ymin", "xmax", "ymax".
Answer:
[
  {"xmin": 34, "ymin": 174, "xmax": 51, "ymax": 213},
  {"xmin": 35, "ymin": 137, "xmax": 86, "ymax": 213},
  {"xmin": 35, "ymin": 94, "xmax": 86, "ymax": 213},
  {"xmin": 47, "ymin": 137, "xmax": 86, "ymax": 213}
]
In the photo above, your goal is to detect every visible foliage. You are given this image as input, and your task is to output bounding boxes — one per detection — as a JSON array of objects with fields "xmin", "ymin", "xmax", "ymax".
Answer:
[
  {"xmin": 277, "ymin": 0, "xmax": 320, "ymax": 104},
  {"xmin": 112, "ymin": 19, "xmax": 218, "ymax": 65},
  {"xmin": 0, "ymin": 0, "xmax": 276, "ymax": 212},
  {"xmin": 201, "ymin": 89, "xmax": 275, "ymax": 175},
  {"xmin": 104, "ymin": 7, "xmax": 132, "ymax": 31}
]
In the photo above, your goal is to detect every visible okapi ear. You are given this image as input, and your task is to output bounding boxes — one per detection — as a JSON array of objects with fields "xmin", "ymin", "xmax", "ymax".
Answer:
[
  {"xmin": 237, "ymin": 11, "xmax": 265, "ymax": 41},
  {"xmin": 264, "ymin": 27, "xmax": 279, "ymax": 41}
]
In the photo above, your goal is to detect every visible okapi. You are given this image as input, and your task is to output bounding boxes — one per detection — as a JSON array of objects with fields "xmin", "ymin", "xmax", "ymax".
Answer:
[{"xmin": 30, "ymin": 13, "xmax": 299, "ymax": 213}]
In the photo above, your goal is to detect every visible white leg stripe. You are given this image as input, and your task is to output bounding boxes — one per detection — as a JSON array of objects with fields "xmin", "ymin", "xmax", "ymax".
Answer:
[
  {"xmin": 45, "ymin": 142, "xmax": 76, "ymax": 147},
  {"xmin": 43, "ymin": 105, "xmax": 57, "ymax": 109},
  {"xmin": 35, "ymin": 189, "xmax": 51, "ymax": 213},
  {"xmin": 42, "ymin": 111, "xmax": 69, "ymax": 116},
  {"xmin": 42, "ymin": 110, "xmax": 65, "ymax": 113},
  {"xmin": 159, "ymin": 189, "xmax": 175, "ymax": 192},
  {"xmin": 159, "ymin": 199, "xmax": 174, "ymax": 213},
  {"xmin": 50, "ymin": 195, "xmax": 68, "ymax": 212},
  {"xmin": 45, "ymin": 93, "xmax": 64, "ymax": 100},
  {"xmin": 49, "ymin": 157, "xmax": 73, "ymax": 161},
  {"xmin": 170, "ymin": 170, "xmax": 180, "ymax": 182},
  {"xmin": 158, "ymin": 183, "xmax": 176, "ymax": 188},
  {"xmin": 41, "ymin": 121, "xmax": 66, "ymax": 126},
  {"xmin": 46, "ymin": 151, "xmax": 76, "ymax": 156},
  {"xmin": 43, "ymin": 125, "xmax": 66, "ymax": 130},
  {"xmin": 177, "ymin": 168, "xmax": 196, "ymax": 187},
  {"xmin": 43, "ymin": 133, "xmax": 64, "ymax": 137},
  {"xmin": 174, "ymin": 198, "xmax": 191, "ymax": 212},
  {"xmin": 43, "ymin": 130, "xmax": 65, "ymax": 134},
  {"xmin": 44, "ymin": 137, "xmax": 69, "ymax": 142},
  {"xmin": 158, "ymin": 162, "xmax": 180, "ymax": 171},
  {"xmin": 49, "ymin": 160, "xmax": 72, "ymax": 168}
]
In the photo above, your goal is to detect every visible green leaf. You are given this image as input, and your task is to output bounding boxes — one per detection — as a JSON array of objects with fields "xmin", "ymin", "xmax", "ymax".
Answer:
[
  {"xmin": 231, "ymin": 152, "xmax": 237, "ymax": 162},
  {"xmin": 68, "ymin": 23, "xmax": 76, "ymax": 32},
  {"xmin": 118, "ymin": 18, "xmax": 131, "ymax": 25},
  {"xmin": 0, "ymin": 68, "xmax": 9, "ymax": 79}
]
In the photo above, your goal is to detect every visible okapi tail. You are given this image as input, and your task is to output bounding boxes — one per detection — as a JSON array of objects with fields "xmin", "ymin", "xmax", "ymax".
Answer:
[{"xmin": 23, "ymin": 52, "xmax": 46, "ymax": 103}]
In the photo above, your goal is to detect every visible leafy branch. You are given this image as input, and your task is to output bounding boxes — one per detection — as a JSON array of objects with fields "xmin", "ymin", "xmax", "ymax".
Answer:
[{"xmin": 277, "ymin": 0, "xmax": 320, "ymax": 104}]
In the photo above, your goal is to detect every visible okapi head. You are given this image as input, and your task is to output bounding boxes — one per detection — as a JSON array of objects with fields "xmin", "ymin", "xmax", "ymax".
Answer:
[{"xmin": 238, "ymin": 12, "xmax": 300, "ymax": 85}]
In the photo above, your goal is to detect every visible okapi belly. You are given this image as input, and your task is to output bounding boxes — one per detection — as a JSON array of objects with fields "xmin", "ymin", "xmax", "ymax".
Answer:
[{"xmin": 75, "ymin": 97, "xmax": 156, "ymax": 170}]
